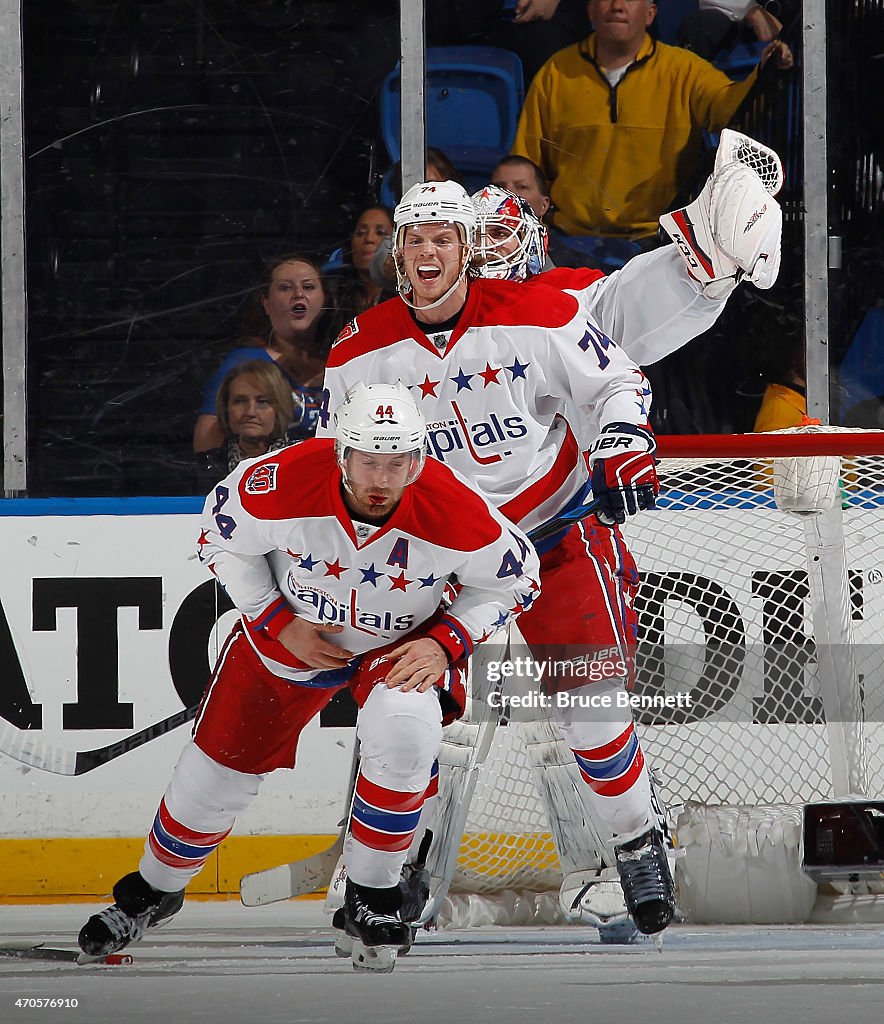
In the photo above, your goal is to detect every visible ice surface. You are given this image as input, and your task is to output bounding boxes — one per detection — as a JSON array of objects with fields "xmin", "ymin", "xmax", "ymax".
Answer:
[{"xmin": 2, "ymin": 901, "xmax": 884, "ymax": 1024}]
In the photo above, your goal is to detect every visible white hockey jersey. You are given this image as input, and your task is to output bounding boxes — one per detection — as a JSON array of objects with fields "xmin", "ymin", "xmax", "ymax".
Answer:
[
  {"xmin": 538, "ymin": 245, "xmax": 728, "ymax": 367},
  {"xmin": 318, "ymin": 277, "xmax": 651, "ymax": 535},
  {"xmin": 198, "ymin": 439, "xmax": 540, "ymax": 683}
]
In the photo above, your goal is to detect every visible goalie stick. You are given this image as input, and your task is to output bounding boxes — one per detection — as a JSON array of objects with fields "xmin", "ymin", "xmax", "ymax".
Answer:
[
  {"xmin": 417, "ymin": 697, "xmax": 502, "ymax": 925},
  {"xmin": 239, "ymin": 834, "xmax": 345, "ymax": 908},
  {"xmin": 239, "ymin": 739, "xmax": 361, "ymax": 907}
]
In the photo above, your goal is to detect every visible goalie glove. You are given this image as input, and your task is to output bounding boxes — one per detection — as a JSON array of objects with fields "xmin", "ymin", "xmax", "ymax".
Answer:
[
  {"xmin": 588, "ymin": 423, "xmax": 659, "ymax": 527},
  {"xmin": 660, "ymin": 128, "xmax": 783, "ymax": 299}
]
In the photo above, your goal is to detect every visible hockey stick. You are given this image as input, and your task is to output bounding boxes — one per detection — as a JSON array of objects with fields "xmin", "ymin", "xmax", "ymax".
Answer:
[
  {"xmin": 527, "ymin": 497, "xmax": 603, "ymax": 544},
  {"xmin": 239, "ymin": 833, "xmax": 345, "ymax": 908},
  {"xmin": 239, "ymin": 738, "xmax": 361, "ymax": 906},
  {"xmin": 0, "ymin": 943, "xmax": 133, "ymax": 966},
  {"xmin": 0, "ymin": 705, "xmax": 198, "ymax": 776}
]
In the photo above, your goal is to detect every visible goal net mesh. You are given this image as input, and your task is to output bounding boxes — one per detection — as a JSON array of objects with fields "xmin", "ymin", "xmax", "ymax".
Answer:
[{"xmin": 443, "ymin": 428, "xmax": 884, "ymax": 899}]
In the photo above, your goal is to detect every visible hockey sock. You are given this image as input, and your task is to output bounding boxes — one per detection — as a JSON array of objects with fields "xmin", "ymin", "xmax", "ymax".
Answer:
[
  {"xmin": 563, "ymin": 720, "xmax": 653, "ymax": 837},
  {"xmin": 139, "ymin": 741, "xmax": 262, "ymax": 892},
  {"xmin": 347, "ymin": 771, "xmax": 428, "ymax": 888}
]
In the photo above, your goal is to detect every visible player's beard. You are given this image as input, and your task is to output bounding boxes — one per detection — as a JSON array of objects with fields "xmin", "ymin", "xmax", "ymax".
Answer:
[{"xmin": 344, "ymin": 482, "xmax": 401, "ymax": 521}]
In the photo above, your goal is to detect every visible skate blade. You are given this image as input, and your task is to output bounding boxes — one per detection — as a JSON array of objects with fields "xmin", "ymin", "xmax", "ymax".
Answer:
[
  {"xmin": 339, "ymin": 930, "xmax": 413, "ymax": 959},
  {"xmin": 597, "ymin": 918, "xmax": 643, "ymax": 945},
  {"xmin": 351, "ymin": 940, "xmax": 397, "ymax": 974}
]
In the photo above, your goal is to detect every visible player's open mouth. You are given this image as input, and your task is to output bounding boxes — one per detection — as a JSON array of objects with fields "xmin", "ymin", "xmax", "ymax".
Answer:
[
  {"xmin": 291, "ymin": 302, "xmax": 308, "ymax": 317},
  {"xmin": 417, "ymin": 265, "xmax": 441, "ymax": 281},
  {"xmin": 367, "ymin": 494, "xmax": 388, "ymax": 506}
]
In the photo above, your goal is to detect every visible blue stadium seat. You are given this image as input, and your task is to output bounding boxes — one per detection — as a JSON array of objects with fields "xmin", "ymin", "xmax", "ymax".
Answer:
[
  {"xmin": 837, "ymin": 308, "xmax": 884, "ymax": 424},
  {"xmin": 653, "ymin": 0, "xmax": 696, "ymax": 45},
  {"xmin": 654, "ymin": 2, "xmax": 765, "ymax": 80},
  {"xmin": 379, "ymin": 46, "xmax": 525, "ymax": 192}
]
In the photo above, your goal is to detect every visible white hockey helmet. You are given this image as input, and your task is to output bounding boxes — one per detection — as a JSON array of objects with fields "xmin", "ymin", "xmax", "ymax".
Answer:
[
  {"xmin": 472, "ymin": 185, "xmax": 548, "ymax": 282},
  {"xmin": 393, "ymin": 179, "xmax": 478, "ymax": 251},
  {"xmin": 392, "ymin": 180, "xmax": 478, "ymax": 310},
  {"xmin": 334, "ymin": 381, "xmax": 427, "ymax": 485}
]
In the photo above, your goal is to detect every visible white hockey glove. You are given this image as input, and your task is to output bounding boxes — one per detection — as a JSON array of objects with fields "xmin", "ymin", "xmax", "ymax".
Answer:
[
  {"xmin": 588, "ymin": 423, "xmax": 659, "ymax": 528},
  {"xmin": 660, "ymin": 128, "xmax": 784, "ymax": 299}
]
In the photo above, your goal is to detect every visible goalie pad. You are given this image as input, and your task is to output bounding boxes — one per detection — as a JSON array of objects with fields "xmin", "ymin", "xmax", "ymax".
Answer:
[
  {"xmin": 418, "ymin": 715, "xmax": 499, "ymax": 924},
  {"xmin": 555, "ymin": 759, "xmax": 682, "ymax": 932},
  {"xmin": 522, "ymin": 718, "xmax": 610, "ymax": 876},
  {"xmin": 661, "ymin": 128, "xmax": 783, "ymax": 298}
]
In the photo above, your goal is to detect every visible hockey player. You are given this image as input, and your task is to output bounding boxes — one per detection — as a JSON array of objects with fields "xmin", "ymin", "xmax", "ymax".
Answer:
[
  {"xmin": 466, "ymin": 137, "xmax": 782, "ymax": 933},
  {"xmin": 317, "ymin": 181, "xmax": 676, "ymax": 936},
  {"xmin": 77, "ymin": 382, "xmax": 540, "ymax": 972},
  {"xmin": 472, "ymin": 128, "xmax": 784, "ymax": 364},
  {"xmin": 470, "ymin": 131, "xmax": 783, "ymax": 706},
  {"xmin": 470, "ymin": 133, "xmax": 782, "ymax": 674}
]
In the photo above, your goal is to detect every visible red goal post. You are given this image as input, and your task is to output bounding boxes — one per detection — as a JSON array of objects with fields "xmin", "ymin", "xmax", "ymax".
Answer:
[{"xmin": 434, "ymin": 427, "xmax": 884, "ymax": 925}]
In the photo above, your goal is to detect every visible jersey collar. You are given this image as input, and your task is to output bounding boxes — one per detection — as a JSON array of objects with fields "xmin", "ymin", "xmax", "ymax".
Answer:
[{"xmin": 329, "ymin": 471, "xmax": 415, "ymax": 549}]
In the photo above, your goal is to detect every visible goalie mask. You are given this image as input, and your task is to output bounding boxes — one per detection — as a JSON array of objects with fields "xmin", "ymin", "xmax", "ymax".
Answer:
[
  {"xmin": 472, "ymin": 185, "xmax": 548, "ymax": 281},
  {"xmin": 393, "ymin": 180, "xmax": 477, "ymax": 310},
  {"xmin": 334, "ymin": 381, "xmax": 427, "ymax": 486}
]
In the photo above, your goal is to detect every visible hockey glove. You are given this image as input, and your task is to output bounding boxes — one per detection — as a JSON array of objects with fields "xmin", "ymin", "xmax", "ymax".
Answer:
[
  {"xmin": 589, "ymin": 423, "xmax": 659, "ymax": 527},
  {"xmin": 660, "ymin": 129, "xmax": 783, "ymax": 299}
]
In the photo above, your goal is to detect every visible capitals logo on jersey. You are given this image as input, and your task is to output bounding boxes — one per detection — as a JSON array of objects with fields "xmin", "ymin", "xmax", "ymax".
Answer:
[
  {"xmin": 425, "ymin": 408, "xmax": 528, "ymax": 465},
  {"xmin": 244, "ymin": 463, "xmax": 278, "ymax": 494},
  {"xmin": 333, "ymin": 317, "xmax": 360, "ymax": 347},
  {"xmin": 284, "ymin": 577, "xmax": 416, "ymax": 637}
]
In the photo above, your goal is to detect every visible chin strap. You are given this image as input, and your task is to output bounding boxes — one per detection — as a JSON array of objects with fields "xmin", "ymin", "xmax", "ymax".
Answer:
[{"xmin": 395, "ymin": 246, "xmax": 474, "ymax": 313}]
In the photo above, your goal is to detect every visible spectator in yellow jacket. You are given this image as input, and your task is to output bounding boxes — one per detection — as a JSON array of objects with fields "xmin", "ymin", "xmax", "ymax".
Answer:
[{"xmin": 512, "ymin": 0, "xmax": 792, "ymax": 240}]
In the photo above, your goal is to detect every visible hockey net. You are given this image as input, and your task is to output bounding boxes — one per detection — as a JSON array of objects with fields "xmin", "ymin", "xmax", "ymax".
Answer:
[{"xmin": 437, "ymin": 427, "xmax": 884, "ymax": 923}]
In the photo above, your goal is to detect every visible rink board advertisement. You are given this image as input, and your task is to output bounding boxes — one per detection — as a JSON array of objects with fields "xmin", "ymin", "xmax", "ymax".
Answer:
[
  {"xmin": 1, "ymin": 506, "xmax": 882, "ymax": 894},
  {"xmin": 0, "ymin": 511, "xmax": 358, "ymax": 895}
]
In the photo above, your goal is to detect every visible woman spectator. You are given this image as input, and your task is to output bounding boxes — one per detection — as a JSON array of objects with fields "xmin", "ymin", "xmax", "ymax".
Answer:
[
  {"xmin": 194, "ymin": 254, "xmax": 339, "ymax": 452},
  {"xmin": 195, "ymin": 360, "xmax": 295, "ymax": 487},
  {"xmin": 327, "ymin": 205, "xmax": 395, "ymax": 321}
]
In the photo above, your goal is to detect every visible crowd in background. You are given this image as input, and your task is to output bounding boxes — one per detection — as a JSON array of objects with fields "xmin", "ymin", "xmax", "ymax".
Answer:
[{"xmin": 192, "ymin": 0, "xmax": 877, "ymax": 485}]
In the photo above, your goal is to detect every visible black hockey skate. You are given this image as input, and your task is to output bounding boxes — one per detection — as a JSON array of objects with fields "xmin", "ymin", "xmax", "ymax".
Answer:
[
  {"xmin": 343, "ymin": 879, "xmax": 411, "ymax": 973},
  {"xmin": 78, "ymin": 872, "xmax": 184, "ymax": 956},
  {"xmin": 332, "ymin": 864, "xmax": 422, "ymax": 959},
  {"xmin": 614, "ymin": 827, "xmax": 676, "ymax": 936},
  {"xmin": 333, "ymin": 833, "xmax": 430, "ymax": 960}
]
